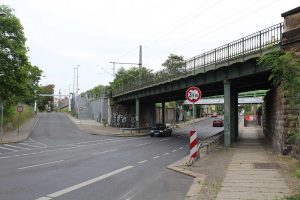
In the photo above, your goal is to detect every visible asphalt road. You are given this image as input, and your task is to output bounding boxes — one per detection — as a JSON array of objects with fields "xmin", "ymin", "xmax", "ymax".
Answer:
[{"xmin": 0, "ymin": 113, "xmax": 223, "ymax": 200}]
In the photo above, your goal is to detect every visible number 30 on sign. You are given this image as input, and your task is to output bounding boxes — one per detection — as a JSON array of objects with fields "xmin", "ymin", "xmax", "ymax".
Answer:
[{"xmin": 185, "ymin": 86, "xmax": 202, "ymax": 103}]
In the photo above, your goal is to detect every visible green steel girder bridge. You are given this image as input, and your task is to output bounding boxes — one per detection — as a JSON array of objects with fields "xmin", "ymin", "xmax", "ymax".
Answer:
[
  {"xmin": 112, "ymin": 23, "xmax": 282, "ymax": 102},
  {"xmin": 111, "ymin": 23, "xmax": 284, "ymax": 147}
]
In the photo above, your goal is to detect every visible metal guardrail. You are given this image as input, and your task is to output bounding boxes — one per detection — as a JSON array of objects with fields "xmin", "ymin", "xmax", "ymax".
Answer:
[
  {"xmin": 113, "ymin": 23, "xmax": 283, "ymax": 96},
  {"xmin": 197, "ymin": 131, "xmax": 224, "ymax": 159}
]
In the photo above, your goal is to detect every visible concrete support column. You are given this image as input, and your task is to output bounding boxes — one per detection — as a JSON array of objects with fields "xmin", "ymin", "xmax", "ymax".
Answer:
[
  {"xmin": 232, "ymin": 89, "xmax": 238, "ymax": 140},
  {"xmin": 224, "ymin": 80, "xmax": 238, "ymax": 147},
  {"xmin": 162, "ymin": 102, "xmax": 165, "ymax": 124},
  {"xmin": 135, "ymin": 98, "xmax": 140, "ymax": 128},
  {"xmin": 149, "ymin": 103, "xmax": 156, "ymax": 127},
  {"xmin": 107, "ymin": 97, "xmax": 111, "ymax": 126}
]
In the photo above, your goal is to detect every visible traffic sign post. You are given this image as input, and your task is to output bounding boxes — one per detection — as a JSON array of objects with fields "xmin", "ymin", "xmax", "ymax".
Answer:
[
  {"xmin": 186, "ymin": 86, "xmax": 202, "ymax": 161},
  {"xmin": 17, "ymin": 105, "xmax": 23, "ymax": 135},
  {"xmin": 185, "ymin": 86, "xmax": 202, "ymax": 131}
]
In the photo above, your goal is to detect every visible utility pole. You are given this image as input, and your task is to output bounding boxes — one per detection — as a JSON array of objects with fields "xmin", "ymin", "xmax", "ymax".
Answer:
[
  {"xmin": 76, "ymin": 65, "xmax": 79, "ymax": 95},
  {"xmin": 73, "ymin": 67, "xmax": 76, "ymax": 95},
  {"xmin": 139, "ymin": 45, "xmax": 142, "ymax": 84},
  {"xmin": 110, "ymin": 45, "xmax": 143, "ymax": 84}
]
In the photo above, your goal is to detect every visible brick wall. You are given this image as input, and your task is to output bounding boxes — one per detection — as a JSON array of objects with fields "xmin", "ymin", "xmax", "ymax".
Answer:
[{"xmin": 263, "ymin": 85, "xmax": 300, "ymax": 159}]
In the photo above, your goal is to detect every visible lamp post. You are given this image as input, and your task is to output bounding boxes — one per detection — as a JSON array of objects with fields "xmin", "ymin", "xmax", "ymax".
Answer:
[{"xmin": 0, "ymin": 12, "xmax": 6, "ymax": 142}]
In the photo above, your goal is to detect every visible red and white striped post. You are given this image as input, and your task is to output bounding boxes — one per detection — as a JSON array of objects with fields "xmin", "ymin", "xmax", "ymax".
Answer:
[
  {"xmin": 186, "ymin": 86, "xmax": 202, "ymax": 161},
  {"xmin": 190, "ymin": 130, "xmax": 198, "ymax": 159}
]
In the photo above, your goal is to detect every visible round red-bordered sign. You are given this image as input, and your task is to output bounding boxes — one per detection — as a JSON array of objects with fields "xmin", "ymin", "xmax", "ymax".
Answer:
[
  {"xmin": 17, "ymin": 105, "xmax": 23, "ymax": 113},
  {"xmin": 186, "ymin": 86, "xmax": 202, "ymax": 103}
]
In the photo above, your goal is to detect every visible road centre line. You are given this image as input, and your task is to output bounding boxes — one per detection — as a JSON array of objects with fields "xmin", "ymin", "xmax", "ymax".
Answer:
[
  {"xmin": 134, "ymin": 142, "xmax": 151, "ymax": 147},
  {"xmin": 0, "ymin": 139, "xmax": 134, "ymax": 160},
  {"xmin": 0, "ymin": 146, "xmax": 18, "ymax": 152},
  {"xmin": 35, "ymin": 165, "xmax": 134, "ymax": 200},
  {"xmin": 153, "ymin": 156, "xmax": 160, "ymax": 159},
  {"xmin": 18, "ymin": 160, "xmax": 65, "ymax": 170},
  {"xmin": 179, "ymin": 147, "xmax": 183, "ymax": 150},
  {"xmin": 138, "ymin": 160, "xmax": 148, "ymax": 164},
  {"xmin": 172, "ymin": 150, "xmax": 177, "ymax": 152},
  {"xmin": 93, "ymin": 149, "xmax": 118, "ymax": 155},
  {"xmin": 159, "ymin": 138, "xmax": 170, "ymax": 142},
  {"xmin": 47, "ymin": 138, "xmax": 117, "ymax": 147},
  {"xmin": 163, "ymin": 153, "xmax": 169, "ymax": 155},
  {"xmin": 4, "ymin": 144, "xmax": 31, "ymax": 150}
]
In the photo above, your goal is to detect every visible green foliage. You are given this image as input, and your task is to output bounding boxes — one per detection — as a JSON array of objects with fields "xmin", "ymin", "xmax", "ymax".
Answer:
[
  {"xmin": 3, "ymin": 104, "xmax": 33, "ymax": 130},
  {"xmin": 0, "ymin": 5, "xmax": 42, "ymax": 111},
  {"xmin": 259, "ymin": 49, "xmax": 300, "ymax": 93},
  {"xmin": 37, "ymin": 84, "xmax": 54, "ymax": 111},
  {"xmin": 162, "ymin": 54, "xmax": 186, "ymax": 72},
  {"xmin": 110, "ymin": 66, "xmax": 153, "ymax": 92},
  {"xmin": 84, "ymin": 84, "xmax": 107, "ymax": 98},
  {"xmin": 282, "ymin": 195, "xmax": 300, "ymax": 200},
  {"xmin": 294, "ymin": 167, "xmax": 300, "ymax": 178},
  {"xmin": 259, "ymin": 49, "xmax": 300, "ymax": 144}
]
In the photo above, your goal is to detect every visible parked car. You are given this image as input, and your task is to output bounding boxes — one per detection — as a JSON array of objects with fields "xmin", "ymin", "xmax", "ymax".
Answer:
[
  {"xmin": 150, "ymin": 123, "xmax": 172, "ymax": 137},
  {"xmin": 211, "ymin": 112, "xmax": 218, "ymax": 117},
  {"xmin": 213, "ymin": 118, "xmax": 224, "ymax": 127}
]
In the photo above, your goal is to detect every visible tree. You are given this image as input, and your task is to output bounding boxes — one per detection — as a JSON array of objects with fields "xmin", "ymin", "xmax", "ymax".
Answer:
[
  {"xmin": 109, "ymin": 66, "xmax": 153, "ymax": 92},
  {"xmin": 37, "ymin": 84, "xmax": 54, "ymax": 111},
  {"xmin": 259, "ymin": 49, "xmax": 300, "ymax": 144},
  {"xmin": 162, "ymin": 54, "xmax": 186, "ymax": 73},
  {"xmin": 84, "ymin": 84, "xmax": 107, "ymax": 98},
  {"xmin": 0, "ymin": 5, "xmax": 42, "ymax": 110}
]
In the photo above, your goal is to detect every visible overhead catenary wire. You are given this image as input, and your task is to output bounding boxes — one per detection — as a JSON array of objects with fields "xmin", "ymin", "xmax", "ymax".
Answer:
[
  {"xmin": 114, "ymin": 0, "xmax": 220, "ymax": 61},
  {"xmin": 143, "ymin": 0, "xmax": 281, "ymax": 68}
]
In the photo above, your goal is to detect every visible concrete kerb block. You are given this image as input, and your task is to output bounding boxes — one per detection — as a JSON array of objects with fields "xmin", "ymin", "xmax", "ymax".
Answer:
[{"xmin": 166, "ymin": 155, "xmax": 206, "ymax": 200}]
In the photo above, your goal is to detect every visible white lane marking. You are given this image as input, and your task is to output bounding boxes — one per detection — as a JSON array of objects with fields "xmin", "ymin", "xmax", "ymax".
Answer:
[
  {"xmin": 18, "ymin": 160, "xmax": 65, "ymax": 170},
  {"xmin": 163, "ymin": 153, "xmax": 169, "ymax": 155},
  {"xmin": 47, "ymin": 137, "xmax": 140, "ymax": 148},
  {"xmin": 159, "ymin": 139, "xmax": 170, "ymax": 142},
  {"xmin": 93, "ymin": 149, "xmax": 118, "ymax": 155},
  {"xmin": 36, "ymin": 165, "xmax": 134, "ymax": 200},
  {"xmin": 4, "ymin": 144, "xmax": 31, "ymax": 150},
  {"xmin": 18, "ymin": 143, "xmax": 44, "ymax": 148},
  {"xmin": 0, "ymin": 139, "xmax": 132, "ymax": 160},
  {"xmin": 179, "ymin": 147, "xmax": 183, "ymax": 150},
  {"xmin": 35, "ymin": 197, "xmax": 51, "ymax": 200},
  {"xmin": 47, "ymin": 138, "xmax": 115, "ymax": 147},
  {"xmin": 0, "ymin": 146, "xmax": 18, "ymax": 152},
  {"xmin": 120, "ymin": 189, "xmax": 134, "ymax": 200},
  {"xmin": 134, "ymin": 142, "xmax": 151, "ymax": 147},
  {"xmin": 28, "ymin": 137, "xmax": 48, "ymax": 148},
  {"xmin": 172, "ymin": 150, "xmax": 177, "ymax": 152},
  {"xmin": 153, "ymin": 156, "xmax": 160, "ymax": 159},
  {"xmin": 138, "ymin": 160, "xmax": 148, "ymax": 164}
]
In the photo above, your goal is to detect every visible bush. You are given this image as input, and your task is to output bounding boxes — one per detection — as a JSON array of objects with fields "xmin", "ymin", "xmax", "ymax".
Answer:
[{"xmin": 3, "ymin": 104, "xmax": 34, "ymax": 131}]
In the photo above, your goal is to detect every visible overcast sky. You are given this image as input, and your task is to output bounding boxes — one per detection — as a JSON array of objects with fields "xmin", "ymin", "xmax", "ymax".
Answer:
[{"xmin": 2, "ymin": 0, "xmax": 299, "ymax": 95}]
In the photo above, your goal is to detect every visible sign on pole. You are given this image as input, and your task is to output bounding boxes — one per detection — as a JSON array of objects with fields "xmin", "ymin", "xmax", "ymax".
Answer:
[
  {"xmin": 16, "ymin": 105, "xmax": 23, "ymax": 136},
  {"xmin": 185, "ymin": 86, "xmax": 202, "ymax": 103},
  {"xmin": 186, "ymin": 86, "xmax": 202, "ymax": 161},
  {"xmin": 17, "ymin": 105, "xmax": 23, "ymax": 113}
]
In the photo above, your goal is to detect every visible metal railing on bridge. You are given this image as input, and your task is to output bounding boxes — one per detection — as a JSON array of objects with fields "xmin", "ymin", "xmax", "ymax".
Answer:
[{"xmin": 113, "ymin": 23, "xmax": 283, "ymax": 96}]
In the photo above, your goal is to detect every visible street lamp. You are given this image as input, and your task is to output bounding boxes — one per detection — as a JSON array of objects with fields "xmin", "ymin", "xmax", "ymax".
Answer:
[{"xmin": 0, "ymin": 12, "xmax": 6, "ymax": 142}]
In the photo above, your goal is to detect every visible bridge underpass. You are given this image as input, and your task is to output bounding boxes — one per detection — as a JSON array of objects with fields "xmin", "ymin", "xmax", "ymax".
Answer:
[
  {"xmin": 111, "ymin": 22, "xmax": 282, "ymax": 147},
  {"xmin": 107, "ymin": 9, "xmax": 299, "ymax": 156}
]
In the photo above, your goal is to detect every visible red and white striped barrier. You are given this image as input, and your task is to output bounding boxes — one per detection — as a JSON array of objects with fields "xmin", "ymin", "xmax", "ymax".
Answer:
[{"xmin": 189, "ymin": 130, "xmax": 198, "ymax": 159}]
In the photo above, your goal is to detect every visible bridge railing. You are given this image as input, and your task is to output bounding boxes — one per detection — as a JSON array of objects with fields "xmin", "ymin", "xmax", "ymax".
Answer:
[{"xmin": 113, "ymin": 23, "xmax": 283, "ymax": 96}]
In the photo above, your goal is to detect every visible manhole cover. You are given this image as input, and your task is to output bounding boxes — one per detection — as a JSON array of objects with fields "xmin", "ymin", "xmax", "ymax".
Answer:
[{"xmin": 254, "ymin": 163, "xmax": 281, "ymax": 169}]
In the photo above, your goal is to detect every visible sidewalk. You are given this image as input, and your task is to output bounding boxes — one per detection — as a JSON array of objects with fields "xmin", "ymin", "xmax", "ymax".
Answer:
[
  {"xmin": 66, "ymin": 114, "xmax": 150, "ymax": 137},
  {"xmin": 168, "ymin": 126, "xmax": 293, "ymax": 200},
  {"xmin": 0, "ymin": 113, "xmax": 43, "ymax": 143}
]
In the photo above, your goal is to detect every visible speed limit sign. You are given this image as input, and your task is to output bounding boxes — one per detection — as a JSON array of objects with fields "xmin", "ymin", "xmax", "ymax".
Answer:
[
  {"xmin": 186, "ymin": 86, "xmax": 202, "ymax": 103},
  {"xmin": 17, "ymin": 105, "xmax": 23, "ymax": 113}
]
